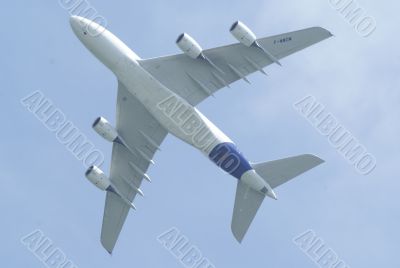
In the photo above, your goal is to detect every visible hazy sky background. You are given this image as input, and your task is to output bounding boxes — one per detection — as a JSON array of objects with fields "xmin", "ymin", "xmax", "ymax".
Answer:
[{"xmin": 2, "ymin": 0, "xmax": 399, "ymax": 267}]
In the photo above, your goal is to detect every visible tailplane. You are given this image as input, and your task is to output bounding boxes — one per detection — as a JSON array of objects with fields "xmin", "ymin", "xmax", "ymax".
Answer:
[
  {"xmin": 231, "ymin": 154, "xmax": 324, "ymax": 242},
  {"xmin": 251, "ymin": 154, "xmax": 324, "ymax": 188}
]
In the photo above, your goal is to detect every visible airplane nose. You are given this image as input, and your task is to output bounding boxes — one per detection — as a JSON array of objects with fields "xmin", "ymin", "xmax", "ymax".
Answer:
[
  {"xmin": 69, "ymin": 15, "xmax": 82, "ymax": 33},
  {"xmin": 69, "ymin": 15, "xmax": 105, "ymax": 37},
  {"xmin": 70, "ymin": 15, "xmax": 78, "ymax": 26}
]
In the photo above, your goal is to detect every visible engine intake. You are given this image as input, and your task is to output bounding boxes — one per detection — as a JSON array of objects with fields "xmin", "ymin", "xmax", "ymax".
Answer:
[
  {"xmin": 230, "ymin": 21, "xmax": 282, "ymax": 66},
  {"xmin": 176, "ymin": 33, "xmax": 203, "ymax": 59},
  {"xmin": 92, "ymin": 117, "xmax": 118, "ymax": 142},
  {"xmin": 230, "ymin": 21, "xmax": 257, "ymax": 47},
  {"xmin": 85, "ymin": 165, "xmax": 111, "ymax": 191},
  {"xmin": 84, "ymin": 166, "xmax": 138, "ymax": 210}
]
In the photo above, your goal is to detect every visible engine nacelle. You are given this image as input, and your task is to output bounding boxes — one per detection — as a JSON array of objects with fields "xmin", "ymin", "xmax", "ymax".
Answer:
[
  {"xmin": 85, "ymin": 166, "xmax": 138, "ymax": 210},
  {"xmin": 176, "ymin": 33, "xmax": 203, "ymax": 59},
  {"xmin": 230, "ymin": 21, "xmax": 257, "ymax": 47},
  {"xmin": 92, "ymin": 117, "xmax": 118, "ymax": 142},
  {"xmin": 85, "ymin": 165, "xmax": 111, "ymax": 191}
]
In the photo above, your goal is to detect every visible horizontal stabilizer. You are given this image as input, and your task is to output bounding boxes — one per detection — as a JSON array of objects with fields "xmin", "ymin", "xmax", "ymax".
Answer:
[
  {"xmin": 232, "ymin": 181, "xmax": 265, "ymax": 243},
  {"xmin": 251, "ymin": 154, "xmax": 324, "ymax": 189}
]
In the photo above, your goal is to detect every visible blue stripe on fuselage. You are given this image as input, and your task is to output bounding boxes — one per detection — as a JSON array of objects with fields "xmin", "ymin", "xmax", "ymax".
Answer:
[{"xmin": 208, "ymin": 142, "xmax": 252, "ymax": 179}]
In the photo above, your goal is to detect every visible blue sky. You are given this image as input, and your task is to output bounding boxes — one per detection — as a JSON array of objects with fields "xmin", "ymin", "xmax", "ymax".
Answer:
[{"xmin": 2, "ymin": 0, "xmax": 399, "ymax": 267}]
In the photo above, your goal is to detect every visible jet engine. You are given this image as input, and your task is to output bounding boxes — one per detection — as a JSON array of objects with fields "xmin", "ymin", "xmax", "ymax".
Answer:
[
  {"xmin": 230, "ymin": 21, "xmax": 257, "ymax": 47},
  {"xmin": 85, "ymin": 165, "xmax": 111, "ymax": 191},
  {"xmin": 230, "ymin": 20, "xmax": 281, "ymax": 66},
  {"xmin": 84, "ymin": 165, "xmax": 137, "ymax": 209},
  {"xmin": 92, "ymin": 117, "xmax": 118, "ymax": 142},
  {"xmin": 176, "ymin": 33, "xmax": 203, "ymax": 59}
]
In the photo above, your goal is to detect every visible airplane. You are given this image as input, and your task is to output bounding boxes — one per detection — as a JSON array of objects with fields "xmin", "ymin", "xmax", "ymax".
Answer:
[{"xmin": 70, "ymin": 15, "xmax": 331, "ymax": 254}]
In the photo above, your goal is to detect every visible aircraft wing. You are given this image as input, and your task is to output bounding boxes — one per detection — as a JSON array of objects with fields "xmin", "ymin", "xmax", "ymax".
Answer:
[
  {"xmin": 139, "ymin": 27, "xmax": 332, "ymax": 106},
  {"xmin": 101, "ymin": 82, "xmax": 168, "ymax": 253}
]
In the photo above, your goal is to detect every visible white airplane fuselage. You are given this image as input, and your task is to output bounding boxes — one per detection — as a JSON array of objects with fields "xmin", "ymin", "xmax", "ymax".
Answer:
[{"xmin": 70, "ymin": 16, "xmax": 276, "ymax": 199}]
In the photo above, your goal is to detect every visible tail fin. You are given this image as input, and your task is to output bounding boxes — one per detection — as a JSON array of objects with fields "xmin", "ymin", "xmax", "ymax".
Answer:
[{"xmin": 231, "ymin": 154, "xmax": 324, "ymax": 243}]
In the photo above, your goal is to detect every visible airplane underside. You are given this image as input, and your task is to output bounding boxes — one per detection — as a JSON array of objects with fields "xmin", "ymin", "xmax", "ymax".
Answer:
[{"xmin": 70, "ymin": 15, "xmax": 330, "ymax": 253}]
